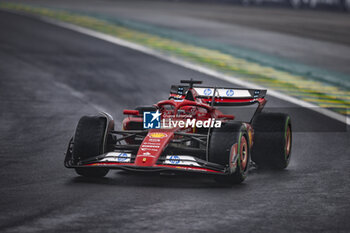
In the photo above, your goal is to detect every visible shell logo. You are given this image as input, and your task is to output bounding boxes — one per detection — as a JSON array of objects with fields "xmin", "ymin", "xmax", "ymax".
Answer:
[{"xmin": 149, "ymin": 132, "xmax": 167, "ymax": 138}]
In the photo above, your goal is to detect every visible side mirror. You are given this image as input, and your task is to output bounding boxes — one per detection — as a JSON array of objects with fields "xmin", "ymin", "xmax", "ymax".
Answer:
[
  {"xmin": 123, "ymin": 110, "xmax": 139, "ymax": 116},
  {"xmin": 217, "ymin": 114, "xmax": 235, "ymax": 120}
]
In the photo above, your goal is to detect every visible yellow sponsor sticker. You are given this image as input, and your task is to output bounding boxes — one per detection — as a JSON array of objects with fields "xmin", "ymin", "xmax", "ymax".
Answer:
[{"xmin": 149, "ymin": 133, "xmax": 167, "ymax": 138}]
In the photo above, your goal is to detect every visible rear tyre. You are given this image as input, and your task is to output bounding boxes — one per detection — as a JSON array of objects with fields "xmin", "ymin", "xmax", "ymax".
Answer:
[
  {"xmin": 73, "ymin": 116, "xmax": 110, "ymax": 177},
  {"xmin": 135, "ymin": 106, "xmax": 157, "ymax": 115},
  {"xmin": 251, "ymin": 113, "xmax": 292, "ymax": 169},
  {"xmin": 209, "ymin": 122, "xmax": 250, "ymax": 184}
]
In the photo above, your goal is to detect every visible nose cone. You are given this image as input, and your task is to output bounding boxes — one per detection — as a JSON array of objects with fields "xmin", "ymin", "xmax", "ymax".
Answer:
[{"xmin": 135, "ymin": 130, "xmax": 174, "ymax": 167}]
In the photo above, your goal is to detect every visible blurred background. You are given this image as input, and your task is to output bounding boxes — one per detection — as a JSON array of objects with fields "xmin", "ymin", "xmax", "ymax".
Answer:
[
  {"xmin": 167, "ymin": 0, "xmax": 350, "ymax": 11},
  {"xmin": 3, "ymin": 0, "xmax": 349, "ymax": 118}
]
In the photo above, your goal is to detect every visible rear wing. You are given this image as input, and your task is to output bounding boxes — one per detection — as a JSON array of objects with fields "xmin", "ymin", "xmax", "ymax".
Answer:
[{"xmin": 170, "ymin": 85, "xmax": 266, "ymax": 106}]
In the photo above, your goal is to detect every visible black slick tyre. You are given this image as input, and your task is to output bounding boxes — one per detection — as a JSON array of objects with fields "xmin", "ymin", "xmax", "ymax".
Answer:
[
  {"xmin": 73, "ymin": 116, "xmax": 110, "ymax": 177},
  {"xmin": 251, "ymin": 113, "xmax": 292, "ymax": 169},
  {"xmin": 209, "ymin": 122, "xmax": 250, "ymax": 184}
]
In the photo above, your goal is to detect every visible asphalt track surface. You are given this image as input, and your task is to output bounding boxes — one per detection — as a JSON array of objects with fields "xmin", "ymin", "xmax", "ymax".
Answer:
[{"xmin": 0, "ymin": 10, "xmax": 349, "ymax": 233}]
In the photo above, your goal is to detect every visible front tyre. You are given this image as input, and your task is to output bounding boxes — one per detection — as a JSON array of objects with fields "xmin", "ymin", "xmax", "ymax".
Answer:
[
  {"xmin": 251, "ymin": 113, "xmax": 292, "ymax": 169},
  {"xmin": 209, "ymin": 122, "xmax": 250, "ymax": 184},
  {"xmin": 72, "ymin": 116, "xmax": 112, "ymax": 177}
]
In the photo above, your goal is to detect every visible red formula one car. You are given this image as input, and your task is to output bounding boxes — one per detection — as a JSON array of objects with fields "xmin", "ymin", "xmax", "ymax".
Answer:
[{"xmin": 65, "ymin": 80, "xmax": 292, "ymax": 184}]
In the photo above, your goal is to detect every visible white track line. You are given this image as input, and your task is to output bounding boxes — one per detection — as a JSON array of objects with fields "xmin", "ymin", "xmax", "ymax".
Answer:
[{"xmin": 24, "ymin": 14, "xmax": 350, "ymax": 125}]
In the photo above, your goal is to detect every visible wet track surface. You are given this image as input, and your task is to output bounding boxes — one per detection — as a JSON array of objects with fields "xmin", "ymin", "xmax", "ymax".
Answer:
[{"xmin": 0, "ymin": 10, "xmax": 349, "ymax": 233}]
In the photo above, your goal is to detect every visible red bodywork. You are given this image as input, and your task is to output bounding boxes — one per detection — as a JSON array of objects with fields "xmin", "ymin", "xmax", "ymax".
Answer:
[{"xmin": 67, "ymin": 84, "xmax": 266, "ymax": 175}]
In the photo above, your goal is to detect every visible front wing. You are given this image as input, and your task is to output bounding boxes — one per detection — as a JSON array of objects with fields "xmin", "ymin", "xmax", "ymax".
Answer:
[{"xmin": 65, "ymin": 152, "xmax": 228, "ymax": 175}]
